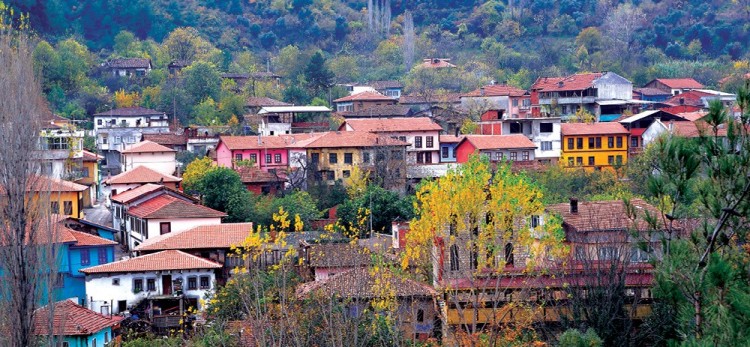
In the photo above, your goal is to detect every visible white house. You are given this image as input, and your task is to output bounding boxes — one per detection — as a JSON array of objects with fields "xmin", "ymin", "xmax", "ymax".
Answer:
[
  {"xmin": 120, "ymin": 140, "xmax": 177, "ymax": 175},
  {"xmin": 339, "ymin": 117, "xmax": 443, "ymax": 165},
  {"xmin": 104, "ymin": 165, "xmax": 182, "ymax": 195},
  {"xmin": 38, "ymin": 115, "xmax": 85, "ymax": 179},
  {"xmin": 81, "ymin": 250, "xmax": 221, "ymax": 314},
  {"xmin": 105, "ymin": 58, "xmax": 152, "ymax": 77},
  {"xmin": 110, "ymin": 184, "xmax": 226, "ymax": 249}
]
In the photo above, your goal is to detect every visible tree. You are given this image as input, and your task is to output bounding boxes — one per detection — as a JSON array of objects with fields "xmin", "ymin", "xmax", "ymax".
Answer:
[
  {"xmin": 114, "ymin": 89, "xmax": 140, "ymax": 108},
  {"xmin": 0, "ymin": 22, "xmax": 59, "ymax": 347},
  {"xmin": 194, "ymin": 167, "xmax": 253, "ymax": 222},
  {"xmin": 182, "ymin": 156, "xmax": 213, "ymax": 194},
  {"xmin": 558, "ymin": 328, "xmax": 603, "ymax": 347},
  {"xmin": 183, "ymin": 61, "xmax": 221, "ymax": 107},
  {"xmin": 304, "ymin": 51, "xmax": 334, "ymax": 96},
  {"xmin": 402, "ymin": 11, "xmax": 415, "ymax": 72},
  {"xmin": 337, "ymin": 185, "xmax": 413, "ymax": 236}
]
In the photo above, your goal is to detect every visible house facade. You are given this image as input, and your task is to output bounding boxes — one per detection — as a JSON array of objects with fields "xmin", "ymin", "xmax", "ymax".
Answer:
[
  {"xmin": 104, "ymin": 165, "xmax": 182, "ymax": 195},
  {"xmin": 105, "ymin": 58, "xmax": 152, "ymax": 77},
  {"xmin": 38, "ymin": 115, "xmax": 85, "ymax": 180},
  {"xmin": 439, "ymin": 135, "xmax": 462, "ymax": 163},
  {"xmin": 455, "ymin": 135, "xmax": 538, "ymax": 164},
  {"xmin": 460, "ymin": 84, "xmax": 531, "ymax": 119},
  {"xmin": 339, "ymin": 117, "xmax": 442, "ymax": 165},
  {"xmin": 29, "ymin": 176, "xmax": 87, "ymax": 218},
  {"xmin": 34, "ymin": 300, "xmax": 121, "ymax": 347},
  {"xmin": 120, "ymin": 140, "xmax": 177, "ymax": 175},
  {"xmin": 643, "ymin": 78, "xmax": 704, "ymax": 96},
  {"xmin": 333, "ymin": 91, "xmax": 397, "ymax": 112},
  {"xmin": 82, "ymin": 250, "xmax": 221, "ymax": 314},
  {"xmin": 560, "ymin": 122, "xmax": 630, "ymax": 171},
  {"xmin": 532, "ymin": 72, "xmax": 634, "ymax": 121}
]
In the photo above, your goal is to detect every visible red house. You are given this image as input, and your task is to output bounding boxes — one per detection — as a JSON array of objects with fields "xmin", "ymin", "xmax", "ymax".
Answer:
[{"xmin": 455, "ymin": 135, "xmax": 537, "ymax": 164}]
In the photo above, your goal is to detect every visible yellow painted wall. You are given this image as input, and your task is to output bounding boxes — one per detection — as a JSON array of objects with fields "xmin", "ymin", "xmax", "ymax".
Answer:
[
  {"xmin": 560, "ymin": 134, "xmax": 628, "ymax": 171},
  {"xmin": 35, "ymin": 191, "xmax": 83, "ymax": 219},
  {"xmin": 79, "ymin": 160, "xmax": 99, "ymax": 186},
  {"xmin": 307, "ymin": 148, "xmax": 364, "ymax": 183}
]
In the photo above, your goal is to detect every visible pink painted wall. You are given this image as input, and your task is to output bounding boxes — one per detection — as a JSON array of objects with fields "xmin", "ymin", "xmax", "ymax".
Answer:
[{"xmin": 215, "ymin": 142, "xmax": 289, "ymax": 172}]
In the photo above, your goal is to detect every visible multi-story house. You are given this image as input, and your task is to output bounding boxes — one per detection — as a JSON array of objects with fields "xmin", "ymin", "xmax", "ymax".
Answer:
[
  {"xmin": 339, "ymin": 117, "xmax": 442, "ymax": 165},
  {"xmin": 216, "ymin": 133, "xmax": 321, "ymax": 178},
  {"xmin": 28, "ymin": 175, "xmax": 88, "ymax": 218},
  {"xmin": 560, "ymin": 122, "xmax": 629, "ymax": 171},
  {"xmin": 643, "ymin": 78, "xmax": 704, "ymax": 96},
  {"xmin": 460, "ymin": 84, "xmax": 531, "ymax": 119},
  {"xmin": 439, "ymin": 135, "xmax": 462, "ymax": 163},
  {"xmin": 34, "ymin": 300, "xmax": 121, "ymax": 347},
  {"xmin": 110, "ymin": 184, "xmax": 226, "ymax": 250},
  {"xmin": 455, "ymin": 135, "xmax": 538, "ymax": 165},
  {"xmin": 104, "ymin": 165, "xmax": 182, "ymax": 195},
  {"xmin": 333, "ymin": 91, "xmax": 397, "ymax": 112},
  {"xmin": 531, "ymin": 72, "xmax": 634, "ymax": 121},
  {"xmin": 473, "ymin": 110, "xmax": 562, "ymax": 164},
  {"xmin": 38, "ymin": 114, "xmax": 84, "ymax": 180},
  {"xmin": 618, "ymin": 109, "xmax": 688, "ymax": 156},
  {"xmin": 119, "ymin": 140, "xmax": 177, "ymax": 175},
  {"xmin": 254, "ymin": 106, "xmax": 331, "ymax": 136},
  {"xmin": 93, "ymin": 107, "xmax": 170, "ymax": 175}
]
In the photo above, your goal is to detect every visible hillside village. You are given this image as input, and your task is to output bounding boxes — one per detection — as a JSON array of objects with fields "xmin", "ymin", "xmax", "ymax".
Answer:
[{"xmin": 3, "ymin": 1, "xmax": 750, "ymax": 346}]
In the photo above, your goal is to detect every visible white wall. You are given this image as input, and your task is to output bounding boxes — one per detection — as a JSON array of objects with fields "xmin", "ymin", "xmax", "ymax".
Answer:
[
  {"xmin": 642, "ymin": 120, "xmax": 668, "ymax": 147},
  {"xmin": 128, "ymin": 217, "xmax": 221, "ymax": 249},
  {"xmin": 121, "ymin": 152, "xmax": 177, "ymax": 175},
  {"xmin": 86, "ymin": 269, "xmax": 216, "ymax": 314}
]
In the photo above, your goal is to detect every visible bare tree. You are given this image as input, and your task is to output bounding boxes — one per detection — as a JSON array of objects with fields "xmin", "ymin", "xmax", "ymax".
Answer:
[
  {"xmin": 367, "ymin": 0, "xmax": 392, "ymax": 37},
  {"xmin": 0, "ymin": 27, "xmax": 59, "ymax": 346},
  {"xmin": 403, "ymin": 11, "xmax": 416, "ymax": 72}
]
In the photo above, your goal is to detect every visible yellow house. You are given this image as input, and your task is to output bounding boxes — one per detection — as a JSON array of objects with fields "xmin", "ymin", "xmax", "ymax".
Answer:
[
  {"xmin": 290, "ymin": 131, "xmax": 408, "ymax": 186},
  {"xmin": 76, "ymin": 150, "xmax": 103, "ymax": 208},
  {"xmin": 29, "ymin": 175, "xmax": 88, "ymax": 219},
  {"xmin": 560, "ymin": 122, "xmax": 629, "ymax": 171}
]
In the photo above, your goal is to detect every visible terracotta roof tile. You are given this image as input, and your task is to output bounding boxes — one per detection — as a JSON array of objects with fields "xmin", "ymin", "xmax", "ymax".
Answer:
[
  {"xmin": 28, "ymin": 175, "xmax": 87, "ymax": 192},
  {"xmin": 341, "ymin": 117, "xmax": 443, "ymax": 132},
  {"xmin": 236, "ymin": 167, "xmax": 282, "ymax": 184},
  {"xmin": 69, "ymin": 230, "xmax": 118, "ymax": 247},
  {"xmin": 306, "ymin": 243, "xmax": 372, "ymax": 268},
  {"xmin": 134, "ymin": 223, "xmax": 253, "ymax": 252},
  {"xmin": 80, "ymin": 250, "xmax": 222, "ymax": 274},
  {"xmin": 110, "ymin": 183, "xmax": 165, "ymax": 204},
  {"xmin": 82, "ymin": 150, "xmax": 103, "ymax": 162},
  {"xmin": 219, "ymin": 133, "xmax": 321, "ymax": 150},
  {"xmin": 420, "ymin": 58, "xmax": 456, "ymax": 69},
  {"xmin": 463, "ymin": 85, "xmax": 527, "ymax": 97},
  {"xmin": 142, "ymin": 133, "xmax": 187, "ymax": 146},
  {"xmin": 245, "ymin": 97, "xmax": 292, "ymax": 108},
  {"xmin": 105, "ymin": 166, "xmax": 181, "ymax": 185},
  {"xmin": 290, "ymin": 131, "xmax": 408, "ymax": 149},
  {"xmin": 546, "ymin": 199, "xmax": 664, "ymax": 232},
  {"xmin": 663, "ymin": 90, "xmax": 713, "ymax": 107},
  {"xmin": 93, "ymin": 107, "xmax": 164, "ymax": 117},
  {"xmin": 297, "ymin": 267, "xmax": 437, "ymax": 298},
  {"xmin": 107, "ymin": 58, "xmax": 151, "ymax": 69},
  {"xmin": 536, "ymin": 73, "xmax": 603, "ymax": 92},
  {"xmin": 531, "ymin": 76, "xmax": 566, "ymax": 91},
  {"xmin": 339, "ymin": 105, "xmax": 413, "ymax": 118},
  {"xmin": 121, "ymin": 140, "xmax": 176, "ymax": 154},
  {"xmin": 333, "ymin": 91, "xmax": 395, "ymax": 103},
  {"xmin": 439, "ymin": 135, "xmax": 464, "ymax": 143},
  {"xmin": 459, "ymin": 135, "xmax": 536, "ymax": 150},
  {"xmin": 561, "ymin": 122, "xmax": 629, "ymax": 136},
  {"xmin": 675, "ymin": 111, "xmax": 707, "ymax": 122},
  {"xmin": 633, "ymin": 87, "xmax": 672, "ymax": 96},
  {"xmin": 127, "ymin": 195, "xmax": 226, "ymax": 219},
  {"xmin": 653, "ymin": 78, "xmax": 704, "ymax": 89},
  {"xmin": 669, "ymin": 121, "xmax": 728, "ymax": 138},
  {"xmin": 34, "ymin": 300, "xmax": 120, "ymax": 336}
]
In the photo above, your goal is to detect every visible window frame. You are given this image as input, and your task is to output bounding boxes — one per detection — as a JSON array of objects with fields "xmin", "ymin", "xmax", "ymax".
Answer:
[
  {"xmin": 80, "ymin": 249, "xmax": 90, "ymax": 266},
  {"xmin": 274, "ymin": 153, "xmax": 282, "ymax": 163},
  {"xmin": 328, "ymin": 153, "xmax": 337, "ymax": 164},
  {"xmin": 426, "ymin": 136, "xmax": 434, "ymax": 148},
  {"xmin": 199, "ymin": 276, "xmax": 211, "ymax": 290},
  {"xmin": 133, "ymin": 278, "xmax": 144, "ymax": 293},
  {"xmin": 414, "ymin": 136, "xmax": 422, "ymax": 148},
  {"xmin": 344, "ymin": 152, "xmax": 353, "ymax": 164}
]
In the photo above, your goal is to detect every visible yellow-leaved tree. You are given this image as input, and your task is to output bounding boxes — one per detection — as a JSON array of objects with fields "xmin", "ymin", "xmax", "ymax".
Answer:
[
  {"xmin": 113, "ymin": 89, "xmax": 140, "ymax": 108},
  {"xmin": 403, "ymin": 154, "xmax": 567, "ymax": 345},
  {"xmin": 182, "ymin": 156, "xmax": 214, "ymax": 194}
]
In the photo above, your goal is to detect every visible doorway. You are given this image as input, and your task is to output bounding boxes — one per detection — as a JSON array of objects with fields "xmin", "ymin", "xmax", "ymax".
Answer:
[{"xmin": 162, "ymin": 274, "xmax": 172, "ymax": 295}]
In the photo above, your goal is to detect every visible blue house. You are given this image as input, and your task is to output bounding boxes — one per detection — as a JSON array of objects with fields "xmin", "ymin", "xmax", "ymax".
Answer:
[
  {"xmin": 439, "ymin": 135, "xmax": 462, "ymax": 163},
  {"xmin": 45, "ymin": 217, "xmax": 118, "ymax": 306},
  {"xmin": 34, "ymin": 299, "xmax": 121, "ymax": 347}
]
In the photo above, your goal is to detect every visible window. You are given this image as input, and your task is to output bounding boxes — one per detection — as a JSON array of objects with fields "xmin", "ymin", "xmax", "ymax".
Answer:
[
  {"xmin": 588, "ymin": 137, "xmax": 595, "ymax": 149},
  {"xmin": 393, "ymin": 150, "xmax": 405, "ymax": 161},
  {"xmin": 531, "ymin": 215, "xmax": 540, "ymax": 228},
  {"xmin": 82, "ymin": 167, "xmax": 90, "ymax": 178},
  {"xmin": 608, "ymin": 156, "xmax": 614, "ymax": 165},
  {"xmin": 200, "ymin": 276, "xmax": 210, "ymax": 289},
  {"xmin": 235, "ymin": 154, "xmax": 242, "ymax": 161},
  {"xmin": 414, "ymin": 136, "xmax": 422, "ymax": 148},
  {"xmin": 92, "ymin": 338, "xmax": 96, "ymax": 347},
  {"xmin": 329, "ymin": 153, "xmax": 337, "ymax": 164},
  {"xmin": 450, "ymin": 245, "xmax": 460, "ymax": 271},
  {"xmin": 512, "ymin": 99, "xmax": 518, "ymax": 107},
  {"xmin": 105, "ymin": 332, "xmax": 109, "ymax": 344},
  {"xmin": 343, "ymin": 170, "xmax": 351, "ymax": 178},
  {"xmin": 80, "ymin": 250, "xmax": 90, "ymax": 266},
  {"xmin": 417, "ymin": 309, "xmax": 425, "ymax": 322},
  {"xmin": 616, "ymin": 136, "xmax": 623, "ymax": 148},
  {"xmin": 493, "ymin": 152, "xmax": 502, "ymax": 161},
  {"xmin": 133, "ymin": 278, "xmax": 143, "ymax": 293},
  {"xmin": 442, "ymin": 147, "xmax": 449, "ymax": 158},
  {"xmin": 631, "ymin": 136, "xmax": 639, "ymax": 148},
  {"xmin": 310, "ymin": 153, "xmax": 319, "ymax": 164},
  {"xmin": 265, "ymin": 154, "xmax": 272, "ymax": 163},
  {"xmin": 575, "ymin": 247, "xmax": 587, "ymax": 261},
  {"xmin": 504, "ymin": 243, "xmax": 514, "ymax": 266},
  {"xmin": 616, "ymin": 155, "xmax": 623, "ymax": 165},
  {"xmin": 98, "ymin": 248, "xmax": 107, "ymax": 264},
  {"xmin": 567, "ymin": 138, "xmax": 574, "ymax": 150},
  {"xmin": 576, "ymin": 157, "xmax": 583, "ymax": 166},
  {"xmin": 540, "ymin": 123, "xmax": 553, "ymax": 133},
  {"xmin": 398, "ymin": 136, "xmax": 406, "ymax": 142},
  {"xmin": 188, "ymin": 277, "xmax": 197, "ymax": 290},
  {"xmin": 631, "ymin": 246, "xmax": 653, "ymax": 262},
  {"xmin": 470, "ymin": 247, "xmax": 478, "ymax": 270},
  {"xmin": 344, "ymin": 153, "xmax": 353, "ymax": 164},
  {"xmin": 97, "ymin": 119, "xmax": 102, "ymax": 126},
  {"xmin": 510, "ymin": 152, "xmax": 518, "ymax": 161},
  {"xmin": 426, "ymin": 136, "xmax": 434, "ymax": 148},
  {"xmin": 101, "ymin": 137, "xmax": 107, "ymax": 145},
  {"xmin": 249, "ymin": 154, "xmax": 257, "ymax": 163},
  {"xmin": 523, "ymin": 99, "xmax": 531, "ymax": 107},
  {"xmin": 509, "ymin": 123, "xmax": 522, "ymax": 134},
  {"xmin": 588, "ymin": 156, "xmax": 595, "ymax": 166},
  {"xmin": 274, "ymin": 154, "xmax": 282, "ymax": 163},
  {"xmin": 160, "ymin": 222, "xmax": 171, "ymax": 235},
  {"xmin": 522, "ymin": 151, "xmax": 529, "ymax": 160},
  {"xmin": 598, "ymin": 247, "xmax": 618, "ymax": 260},
  {"xmin": 146, "ymin": 278, "xmax": 156, "ymax": 292},
  {"xmin": 362, "ymin": 152, "xmax": 370, "ymax": 163},
  {"xmin": 608, "ymin": 136, "xmax": 614, "ymax": 148},
  {"xmin": 595, "ymin": 137, "xmax": 602, "ymax": 148},
  {"xmin": 63, "ymin": 201, "xmax": 73, "ymax": 215},
  {"xmin": 45, "ymin": 137, "xmax": 70, "ymax": 150},
  {"xmin": 50, "ymin": 201, "xmax": 59, "ymax": 213},
  {"xmin": 112, "ymin": 278, "xmax": 120, "ymax": 286},
  {"xmin": 576, "ymin": 138, "xmax": 583, "ymax": 149},
  {"xmin": 568, "ymin": 157, "xmax": 574, "ymax": 166}
]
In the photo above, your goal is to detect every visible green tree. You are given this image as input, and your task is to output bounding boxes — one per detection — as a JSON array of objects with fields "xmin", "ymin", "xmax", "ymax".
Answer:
[
  {"xmin": 183, "ymin": 61, "xmax": 221, "ymax": 106},
  {"xmin": 194, "ymin": 167, "xmax": 254, "ymax": 222},
  {"xmin": 558, "ymin": 328, "xmax": 603, "ymax": 347},
  {"xmin": 304, "ymin": 51, "xmax": 334, "ymax": 96},
  {"xmin": 337, "ymin": 185, "xmax": 413, "ymax": 236}
]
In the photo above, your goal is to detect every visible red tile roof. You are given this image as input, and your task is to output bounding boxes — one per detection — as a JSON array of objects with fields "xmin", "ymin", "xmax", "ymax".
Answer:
[
  {"xmin": 459, "ymin": 135, "xmax": 536, "ymax": 150},
  {"xmin": 219, "ymin": 133, "xmax": 321, "ymax": 150},
  {"xmin": 107, "ymin": 58, "xmax": 151, "ymax": 69},
  {"xmin": 133, "ymin": 223, "xmax": 253, "ymax": 252},
  {"xmin": 69, "ymin": 230, "xmax": 118, "ymax": 247},
  {"xmin": 297, "ymin": 267, "xmax": 437, "ymax": 298},
  {"xmin": 81, "ymin": 150, "xmax": 103, "ymax": 162},
  {"xmin": 462, "ymin": 85, "xmax": 527, "ymax": 97},
  {"xmin": 653, "ymin": 78, "xmax": 704, "ymax": 89},
  {"xmin": 561, "ymin": 122, "xmax": 630, "ymax": 136},
  {"xmin": 535, "ymin": 73, "xmax": 603, "ymax": 92},
  {"xmin": 28, "ymin": 175, "xmax": 87, "ymax": 192},
  {"xmin": 246, "ymin": 97, "xmax": 292, "ymax": 108},
  {"xmin": 420, "ymin": 58, "xmax": 456, "ymax": 69},
  {"xmin": 236, "ymin": 166, "xmax": 282, "ymax": 184},
  {"xmin": 669, "ymin": 121, "xmax": 728, "ymax": 138},
  {"xmin": 341, "ymin": 117, "xmax": 443, "ymax": 132},
  {"xmin": 439, "ymin": 135, "xmax": 464, "ymax": 143},
  {"xmin": 663, "ymin": 90, "xmax": 713, "ymax": 107},
  {"xmin": 34, "ymin": 300, "xmax": 121, "ymax": 336},
  {"xmin": 290, "ymin": 131, "xmax": 409, "ymax": 149},
  {"xmin": 121, "ymin": 140, "xmax": 176, "ymax": 154},
  {"xmin": 531, "ymin": 76, "xmax": 566, "ymax": 91},
  {"xmin": 105, "ymin": 165, "xmax": 181, "ymax": 185},
  {"xmin": 110, "ymin": 183, "xmax": 165, "ymax": 204},
  {"xmin": 676, "ymin": 111, "xmax": 707, "ymax": 122},
  {"xmin": 333, "ymin": 91, "xmax": 395, "ymax": 103},
  {"xmin": 306, "ymin": 243, "xmax": 372, "ymax": 268},
  {"xmin": 128, "ymin": 195, "xmax": 226, "ymax": 219},
  {"xmin": 93, "ymin": 107, "xmax": 164, "ymax": 117},
  {"xmin": 546, "ymin": 199, "xmax": 664, "ymax": 232},
  {"xmin": 80, "ymin": 250, "xmax": 222, "ymax": 274},
  {"xmin": 142, "ymin": 133, "xmax": 187, "ymax": 146}
]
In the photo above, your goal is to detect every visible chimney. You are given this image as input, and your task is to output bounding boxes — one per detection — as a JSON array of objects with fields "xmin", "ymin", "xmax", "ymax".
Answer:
[
  {"xmin": 668, "ymin": 120, "xmax": 674, "ymax": 132},
  {"xmin": 480, "ymin": 87, "xmax": 485, "ymax": 96},
  {"xmin": 557, "ymin": 81, "xmax": 564, "ymax": 88},
  {"xmin": 569, "ymin": 197, "xmax": 579, "ymax": 214},
  {"xmin": 455, "ymin": 127, "xmax": 459, "ymax": 137},
  {"xmin": 679, "ymin": 97, "xmax": 685, "ymax": 105}
]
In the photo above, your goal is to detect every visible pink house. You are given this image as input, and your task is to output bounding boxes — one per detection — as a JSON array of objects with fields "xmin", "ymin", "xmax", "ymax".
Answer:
[{"xmin": 216, "ymin": 134, "xmax": 320, "ymax": 176}]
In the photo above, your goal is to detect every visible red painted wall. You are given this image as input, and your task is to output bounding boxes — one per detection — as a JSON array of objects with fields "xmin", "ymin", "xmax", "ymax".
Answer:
[{"xmin": 455, "ymin": 140, "xmax": 478, "ymax": 163}]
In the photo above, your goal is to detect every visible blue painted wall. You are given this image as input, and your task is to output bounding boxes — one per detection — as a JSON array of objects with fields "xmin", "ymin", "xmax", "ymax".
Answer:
[
  {"xmin": 440, "ymin": 143, "xmax": 458, "ymax": 163},
  {"xmin": 61, "ymin": 326, "xmax": 113, "ymax": 347}
]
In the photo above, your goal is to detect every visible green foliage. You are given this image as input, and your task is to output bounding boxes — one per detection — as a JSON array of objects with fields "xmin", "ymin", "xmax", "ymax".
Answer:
[
  {"xmin": 337, "ymin": 185, "xmax": 413, "ymax": 235},
  {"xmin": 531, "ymin": 165, "xmax": 630, "ymax": 205},
  {"xmin": 558, "ymin": 328, "xmax": 603, "ymax": 347},
  {"xmin": 304, "ymin": 51, "xmax": 334, "ymax": 96},
  {"xmin": 183, "ymin": 61, "xmax": 222, "ymax": 107},
  {"xmin": 193, "ymin": 167, "xmax": 254, "ymax": 222}
]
